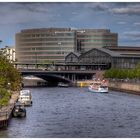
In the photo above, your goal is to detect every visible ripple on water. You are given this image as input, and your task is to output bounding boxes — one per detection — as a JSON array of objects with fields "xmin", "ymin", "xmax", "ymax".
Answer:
[{"xmin": 1, "ymin": 87, "xmax": 140, "ymax": 138}]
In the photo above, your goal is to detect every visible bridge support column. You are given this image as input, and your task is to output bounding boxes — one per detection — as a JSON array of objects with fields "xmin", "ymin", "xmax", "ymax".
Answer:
[{"xmin": 72, "ymin": 74, "xmax": 76, "ymax": 82}]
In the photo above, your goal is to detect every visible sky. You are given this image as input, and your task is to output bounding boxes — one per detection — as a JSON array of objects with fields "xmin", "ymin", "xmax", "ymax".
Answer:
[{"xmin": 1, "ymin": 2, "xmax": 140, "ymax": 47}]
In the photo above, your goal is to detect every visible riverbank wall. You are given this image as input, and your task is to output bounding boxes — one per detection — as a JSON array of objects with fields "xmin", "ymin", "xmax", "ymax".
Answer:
[
  {"xmin": 77, "ymin": 80, "xmax": 140, "ymax": 95},
  {"xmin": 0, "ymin": 91, "xmax": 19, "ymax": 129},
  {"xmin": 109, "ymin": 81, "xmax": 140, "ymax": 95}
]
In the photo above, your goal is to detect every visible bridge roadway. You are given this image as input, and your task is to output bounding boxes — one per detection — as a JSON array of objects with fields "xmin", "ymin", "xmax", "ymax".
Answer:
[{"xmin": 20, "ymin": 69, "xmax": 98, "ymax": 85}]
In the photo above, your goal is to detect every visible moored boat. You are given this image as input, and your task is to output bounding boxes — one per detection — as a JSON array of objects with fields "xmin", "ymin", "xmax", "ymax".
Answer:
[
  {"xmin": 18, "ymin": 89, "xmax": 32, "ymax": 106},
  {"xmin": 58, "ymin": 82, "xmax": 69, "ymax": 87},
  {"xmin": 88, "ymin": 79, "xmax": 108, "ymax": 93},
  {"xmin": 12, "ymin": 102, "xmax": 26, "ymax": 117}
]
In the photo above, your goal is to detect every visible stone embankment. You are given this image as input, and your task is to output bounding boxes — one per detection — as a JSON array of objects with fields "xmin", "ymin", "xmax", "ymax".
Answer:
[
  {"xmin": 109, "ymin": 80, "xmax": 140, "ymax": 95},
  {"xmin": 77, "ymin": 79, "xmax": 140, "ymax": 95},
  {"xmin": 0, "ymin": 91, "xmax": 19, "ymax": 128}
]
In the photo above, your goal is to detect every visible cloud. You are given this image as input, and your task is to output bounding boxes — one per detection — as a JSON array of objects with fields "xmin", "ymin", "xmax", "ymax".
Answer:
[
  {"xmin": 123, "ymin": 31, "xmax": 140, "ymax": 40},
  {"xmin": 84, "ymin": 3, "xmax": 140, "ymax": 16},
  {"xmin": 110, "ymin": 4, "xmax": 140, "ymax": 15},
  {"xmin": 0, "ymin": 3, "xmax": 52, "ymax": 25},
  {"xmin": 10, "ymin": 3, "xmax": 50, "ymax": 13},
  {"xmin": 134, "ymin": 22, "xmax": 140, "ymax": 26},
  {"xmin": 84, "ymin": 3, "xmax": 109, "ymax": 12},
  {"xmin": 117, "ymin": 21, "xmax": 126, "ymax": 25}
]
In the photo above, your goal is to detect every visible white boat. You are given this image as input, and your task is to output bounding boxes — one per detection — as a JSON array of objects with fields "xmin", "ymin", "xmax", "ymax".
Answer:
[
  {"xmin": 18, "ymin": 90, "xmax": 32, "ymax": 106},
  {"xmin": 88, "ymin": 79, "xmax": 108, "ymax": 93},
  {"xmin": 58, "ymin": 82, "xmax": 69, "ymax": 87}
]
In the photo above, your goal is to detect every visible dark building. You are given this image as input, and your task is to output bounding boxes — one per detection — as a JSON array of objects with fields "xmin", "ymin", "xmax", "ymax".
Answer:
[{"xmin": 65, "ymin": 47, "xmax": 140, "ymax": 69}]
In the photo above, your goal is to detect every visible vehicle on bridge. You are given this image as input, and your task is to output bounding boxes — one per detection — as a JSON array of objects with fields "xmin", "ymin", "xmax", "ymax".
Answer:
[{"xmin": 88, "ymin": 79, "xmax": 108, "ymax": 93}]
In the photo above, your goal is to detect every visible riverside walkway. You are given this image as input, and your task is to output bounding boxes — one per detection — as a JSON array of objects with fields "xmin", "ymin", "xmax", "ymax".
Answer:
[{"xmin": 0, "ymin": 92, "xmax": 19, "ymax": 128}]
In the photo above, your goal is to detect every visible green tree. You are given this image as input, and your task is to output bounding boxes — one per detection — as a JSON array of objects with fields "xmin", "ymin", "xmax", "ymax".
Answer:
[{"xmin": 0, "ymin": 56, "xmax": 21, "ymax": 106}]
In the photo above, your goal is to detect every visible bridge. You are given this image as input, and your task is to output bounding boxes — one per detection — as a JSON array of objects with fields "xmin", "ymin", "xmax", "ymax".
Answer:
[
  {"xmin": 16, "ymin": 62, "xmax": 107, "ymax": 86},
  {"xmin": 20, "ymin": 69, "xmax": 97, "ymax": 86}
]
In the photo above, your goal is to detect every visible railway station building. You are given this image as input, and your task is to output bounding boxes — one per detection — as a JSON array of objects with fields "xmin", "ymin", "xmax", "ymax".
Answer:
[{"xmin": 65, "ymin": 47, "xmax": 140, "ymax": 70}]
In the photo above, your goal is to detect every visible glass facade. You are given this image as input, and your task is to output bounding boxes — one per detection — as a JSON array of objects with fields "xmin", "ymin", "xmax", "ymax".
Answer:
[
  {"xmin": 16, "ymin": 28, "xmax": 76, "ymax": 63},
  {"xmin": 16, "ymin": 28, "xmax": 118, "ymax": 64},
  {"xmin": 76, "ymin": 29, "xmax": 118, "ymax": 52}
]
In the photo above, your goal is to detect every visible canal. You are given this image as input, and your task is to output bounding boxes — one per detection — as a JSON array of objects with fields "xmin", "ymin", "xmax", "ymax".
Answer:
[{"xmin": 1, "ymin": 87, "xmax": 140, "ymax": 138}]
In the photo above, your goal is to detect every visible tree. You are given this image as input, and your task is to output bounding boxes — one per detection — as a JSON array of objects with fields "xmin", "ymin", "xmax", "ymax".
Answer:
[{"xmin": 0, "ymin": 56, "xmax": 21, "ymax": 106}]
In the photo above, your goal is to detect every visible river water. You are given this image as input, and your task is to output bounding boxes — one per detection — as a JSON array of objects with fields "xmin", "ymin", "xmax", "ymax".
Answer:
[{"xmin": 1, "ymin": 87, "xmax": 140, "ymax": 138}]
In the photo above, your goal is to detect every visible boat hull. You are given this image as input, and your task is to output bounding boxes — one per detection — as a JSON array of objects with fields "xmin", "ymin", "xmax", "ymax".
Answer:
[{"xmin": 88, "ymin": 87, "xmax": 108, "ymax": 93}]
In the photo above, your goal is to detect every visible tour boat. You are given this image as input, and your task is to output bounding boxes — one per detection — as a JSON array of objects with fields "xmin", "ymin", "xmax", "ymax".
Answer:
[
  {"xmin": 18, "ymin": 89, "xmax": 32, "ymax": 106},
  {"xmin": 88, "ymin": 79, "xmax": 109, "ymax": 93},
  {"xmin": 12, "ymin": 102, "xmax": 26, "ymax": 117}
]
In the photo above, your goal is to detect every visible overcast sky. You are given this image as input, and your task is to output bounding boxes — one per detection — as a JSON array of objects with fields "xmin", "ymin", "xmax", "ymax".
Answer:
[{"xmin": 0, "ymin": 2, "xmax": 140, "ymax": 47}]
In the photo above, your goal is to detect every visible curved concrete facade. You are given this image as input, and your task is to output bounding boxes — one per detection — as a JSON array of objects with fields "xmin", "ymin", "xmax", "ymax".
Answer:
[
  {"xmin": 16, "ymin": 28, "xmax": 118, "ymax": 64},
  {"xmin": 16, "ymin": 28, "xmax": 76, "ymax": 64}
]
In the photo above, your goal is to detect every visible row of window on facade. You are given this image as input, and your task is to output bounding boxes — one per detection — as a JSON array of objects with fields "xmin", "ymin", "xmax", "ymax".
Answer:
[{"xmin": 20, "ymin": 33, "xmax": 75, "ymax": 38}]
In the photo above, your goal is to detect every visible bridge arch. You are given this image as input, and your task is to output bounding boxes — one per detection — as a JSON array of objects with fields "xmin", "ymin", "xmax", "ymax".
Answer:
[{"xmin": 21, "ymin": 72, "xmax": 73, "ymax": 86}]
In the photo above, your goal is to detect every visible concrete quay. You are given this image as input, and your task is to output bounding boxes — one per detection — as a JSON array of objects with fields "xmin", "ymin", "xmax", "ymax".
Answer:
[
  {"xmin": 109, "ymin": 81, "xmax": 140, "ymax": 95},
  {"xmin": 0, "ymin": 91, "xmax": 19, "ymax": 128},
  {"xmin": 77, "ymin": 80, "xmax": 140, "ymax": 95}
]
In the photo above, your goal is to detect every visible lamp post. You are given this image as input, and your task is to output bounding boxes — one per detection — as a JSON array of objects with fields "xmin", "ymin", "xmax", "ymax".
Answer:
[{"xmin": 7, "ymin": 82, "xmax": 11, "ymax": 90}]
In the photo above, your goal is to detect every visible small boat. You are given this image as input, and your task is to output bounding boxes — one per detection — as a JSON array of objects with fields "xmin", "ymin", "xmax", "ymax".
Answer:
[
  {"xmin": 58, "ymin": 82, "xmax": 69, "ymax": 87},
  {"xmin": 12, "ymin": 102, "xmax": 26, "ymax": 117},
  {"xmin": 88, "ymin": 79, "xmax": 108, "ymax": 93},
  {"xmin": 18, "ymin": 89, "xmax": 32, "ymax": 106}
]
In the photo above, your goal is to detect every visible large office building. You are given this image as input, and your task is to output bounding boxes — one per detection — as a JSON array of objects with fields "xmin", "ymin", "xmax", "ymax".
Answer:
[
  {"xmin": 76, "ymin": 29, "xmax": 118, "ymax": 52},
  {"xmin": 15, "ymin": 28, "xmax": 118, "ymax": 63},
  {"xmin": 16, "ymin": 28, "xmax": 76, "ymax": 64}
]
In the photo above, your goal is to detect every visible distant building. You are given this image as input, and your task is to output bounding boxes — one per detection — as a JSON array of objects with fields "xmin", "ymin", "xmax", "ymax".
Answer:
[
  {"xmin": 0, "ymin": 46, "xmax": 15, "ymax": 62},
  {"xmin": 15, "ymin": 28, "xmax": 118, "ymax": 64},
  {"xmin": 76, "ymin": 29, "xmax": 118, "ymax": 53},
  {"xmin": 65, "ymin": 47, "xmax": 140, "ymax": 69},
  {"xmin": 16, "ymin": 28, "xmax": 76, "ymax": 64}
]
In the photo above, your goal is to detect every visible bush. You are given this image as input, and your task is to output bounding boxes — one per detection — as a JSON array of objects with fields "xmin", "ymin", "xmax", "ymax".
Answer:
[
  {"xmin": 104, "ymin": 63, "xmax": 140, "ymax": 80},
  {"xmin": 0, "ymin": 88, "xmax": 11, "ymax": 106}
]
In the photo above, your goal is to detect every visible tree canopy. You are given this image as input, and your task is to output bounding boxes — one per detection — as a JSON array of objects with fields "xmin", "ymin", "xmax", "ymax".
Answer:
[
  {"xmin": 0, "ymin": 56, "xmax": 21, "ymax": 106},
  {"xmin": 104, "ymin": 63, "xmax": 140, "ymax": 79}
]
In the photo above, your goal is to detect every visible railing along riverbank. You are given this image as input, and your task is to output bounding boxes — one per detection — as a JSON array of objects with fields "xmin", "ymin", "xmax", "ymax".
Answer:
[{"xmin": 0, "ymin": 91, "xmax": 19, "ymax": 128}]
